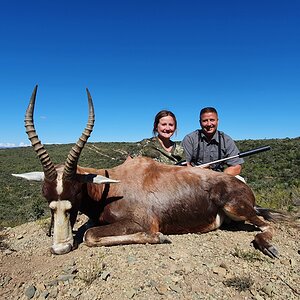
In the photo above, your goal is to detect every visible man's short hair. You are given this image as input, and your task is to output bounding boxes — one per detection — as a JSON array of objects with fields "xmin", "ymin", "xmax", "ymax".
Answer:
[{"xmin": 199, "ymin": 107, "xmax": 218, "ymax": 119}]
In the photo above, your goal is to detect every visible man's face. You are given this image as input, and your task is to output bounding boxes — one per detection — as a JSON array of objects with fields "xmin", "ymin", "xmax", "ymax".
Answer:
[{"xmin": 200, "ymin": 112, "xmax": 218, "ymax": 137}]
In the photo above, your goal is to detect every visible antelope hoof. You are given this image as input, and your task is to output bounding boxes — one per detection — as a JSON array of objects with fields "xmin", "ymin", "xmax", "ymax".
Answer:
[
  {"xmin": 252, "ymin": 241, "xmax": 279, "ymax": 259},
  {"xmin": 264, "ymin": 245, "xmax": 279, "ymax": 259},
  {"xmin": 158, "ymin": 233, "xmax": 172, "ymax": 244}
]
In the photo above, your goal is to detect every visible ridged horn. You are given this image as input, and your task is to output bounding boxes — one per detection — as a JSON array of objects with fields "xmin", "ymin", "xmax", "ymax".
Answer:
[
  {"xmin": 63, "ymin": 88, "xmax": 95, "ymax": 181},
  {"xmin": 25, "ymin": 85, "xmax": 57, "ymax": 181}
]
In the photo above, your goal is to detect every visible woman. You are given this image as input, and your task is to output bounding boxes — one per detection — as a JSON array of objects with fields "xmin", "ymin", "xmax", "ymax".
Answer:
[{"xmin": 134, "ymin": 110, "xmax": 185, "ymax": 165}]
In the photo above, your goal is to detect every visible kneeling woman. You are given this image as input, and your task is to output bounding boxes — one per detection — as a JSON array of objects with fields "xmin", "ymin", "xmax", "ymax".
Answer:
[{"xmin": 133, "ymin": 110, "xmax": 185, "ymax": 165}]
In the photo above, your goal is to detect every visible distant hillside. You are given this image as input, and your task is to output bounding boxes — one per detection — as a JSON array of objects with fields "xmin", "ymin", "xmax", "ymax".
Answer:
[{"xmin": 1, "ymin": 138, "xmax": 299, "ymax": 228}]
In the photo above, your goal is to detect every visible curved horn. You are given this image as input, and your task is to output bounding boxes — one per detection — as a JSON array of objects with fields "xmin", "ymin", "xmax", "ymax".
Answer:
[
  {"xmin": 63, "ymin": 88, "xmax": 95, "ymax": 181},
  {"xmin": 25, "ymin": 85, "xmax": 57, "ymax": 181}
]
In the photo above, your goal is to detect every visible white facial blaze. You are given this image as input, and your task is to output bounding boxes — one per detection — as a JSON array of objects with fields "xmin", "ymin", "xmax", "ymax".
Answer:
[
  {"xmin": 49, "ymin": 200, "xmax": 73, "ymax": 254},
  {"xmin": 56, "ymin": 172, "xmax": 64, "ymax": 195}
]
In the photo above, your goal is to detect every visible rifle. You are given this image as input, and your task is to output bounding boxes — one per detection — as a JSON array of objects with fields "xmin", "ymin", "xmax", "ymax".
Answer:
[{"xmin": 177, "ymin": 145, "xmax": 271, "ymax": 167}]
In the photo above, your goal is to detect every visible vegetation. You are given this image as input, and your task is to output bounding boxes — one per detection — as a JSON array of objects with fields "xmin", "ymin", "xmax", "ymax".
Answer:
[
  {"xmin": 78, "ymin": 251, "xmax": 107, "ymax": 285},
  {"xmin": 223, "ymin": 276, "xmax": 254, "ymax": 292},
  {"xmin": 0, "ymin": 138, "xmax": 299, "ymax": 228},
  {"xmin": 237, "ymin": 138, "xmax": 300, "ymax": 210},
  {"xmin": 231, "ymin": 246, "xmax": 264, "ymax": 262}
]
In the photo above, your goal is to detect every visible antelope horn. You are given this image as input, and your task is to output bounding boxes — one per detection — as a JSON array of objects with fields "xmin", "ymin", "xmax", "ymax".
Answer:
[
  {"xmin": 63, "ymin": 88, "xmax": 95, "ymax": 181},
  {"xmin": 25, "ymin": 85, "xmax": 57, "ymax": 181}
]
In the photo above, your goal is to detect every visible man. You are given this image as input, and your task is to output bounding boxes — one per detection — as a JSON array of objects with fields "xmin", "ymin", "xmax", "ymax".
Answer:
[{"xmin": 181, "ymin": 107, "xmax": 243, "ymax": 176}]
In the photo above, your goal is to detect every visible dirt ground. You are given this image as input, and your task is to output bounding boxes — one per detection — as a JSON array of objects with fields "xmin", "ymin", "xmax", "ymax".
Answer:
[{"xmin": 0, "ymin": 214, "xmax": 299, "ymax": 300}]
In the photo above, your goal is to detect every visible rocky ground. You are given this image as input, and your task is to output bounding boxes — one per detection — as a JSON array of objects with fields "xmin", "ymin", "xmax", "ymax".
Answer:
[{"xmin": 0, "ymin": 214, "xmax": 299, "ymax": 300}]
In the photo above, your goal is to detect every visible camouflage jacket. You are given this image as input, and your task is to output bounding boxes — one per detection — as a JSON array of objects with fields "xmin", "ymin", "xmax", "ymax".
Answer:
[{"xmin": 132, "ymin": 137, "xmax": 185, "ymax": 165}]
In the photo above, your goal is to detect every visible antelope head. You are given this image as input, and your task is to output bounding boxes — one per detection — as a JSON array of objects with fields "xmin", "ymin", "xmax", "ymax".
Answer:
[{"xmin": 13, "ymin": 86, "xmax": 117, "ymax": 254}]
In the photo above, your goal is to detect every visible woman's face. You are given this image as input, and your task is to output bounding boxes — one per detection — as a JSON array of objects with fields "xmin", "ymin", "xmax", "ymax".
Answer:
[{"xmin": 156, "ymin": 115, "xmax": 176, "ymax": 139}]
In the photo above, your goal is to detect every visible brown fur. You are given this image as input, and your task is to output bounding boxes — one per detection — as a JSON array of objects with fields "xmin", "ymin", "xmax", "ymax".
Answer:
[{"xmin": 41, "ymin": 156, "xmax": 279, "ymax": 258}]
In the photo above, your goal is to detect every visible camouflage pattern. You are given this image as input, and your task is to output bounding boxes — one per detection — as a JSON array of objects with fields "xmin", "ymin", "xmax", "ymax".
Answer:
[{"xmin": 132, "ymin": 137, "xmax": 185, "ymax": 165}]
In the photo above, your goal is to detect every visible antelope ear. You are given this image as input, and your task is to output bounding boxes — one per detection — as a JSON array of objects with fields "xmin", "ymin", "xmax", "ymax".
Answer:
[
  {"xmin": 77, "ymin": 174, "xmax": 120, "ymax": 184},
  {"xmin": 12, "ymin": 172, "xmax": 45, "ymax": 181},
  {"xmin": 92, "ymin": 175, "xmax": 120, "ymax": 184}
]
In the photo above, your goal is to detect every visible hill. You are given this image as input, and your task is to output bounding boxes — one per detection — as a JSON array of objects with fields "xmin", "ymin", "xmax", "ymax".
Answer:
[
  {"xmin": 0, "ymin": 138, "xmax": 299, "ymax": 228},
  {"xmin": 0, "ymin": 138, "xmax": 299, "ymax": 299}
]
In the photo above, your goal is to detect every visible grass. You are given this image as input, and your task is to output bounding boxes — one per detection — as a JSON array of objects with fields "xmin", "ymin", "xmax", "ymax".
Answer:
[
  {"xmin": 231, "ymin": 246, "xmax": 265, "ymax": 262},
  {"xmin": 78, "ymin": 252, "xmax": 107, "ymax": 285},
  {"xmin": 223, "ymin": 276, "xmax": 254, "ymax": 292}
]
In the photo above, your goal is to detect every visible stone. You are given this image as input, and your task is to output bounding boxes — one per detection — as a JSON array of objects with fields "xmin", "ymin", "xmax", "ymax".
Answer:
[{"xmin": 24, "ymin": 285, "xmax": 36, "ymax": 299}]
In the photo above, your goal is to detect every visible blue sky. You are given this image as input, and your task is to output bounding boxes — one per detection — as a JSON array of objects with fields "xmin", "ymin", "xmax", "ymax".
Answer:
[{"xmin": 1, "ymin": 0, "xmax": 299, "ymax": 147}]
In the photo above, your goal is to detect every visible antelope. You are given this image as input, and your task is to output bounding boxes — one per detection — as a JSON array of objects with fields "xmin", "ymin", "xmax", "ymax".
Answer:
[{"xmin": 13, "ymin": 86, "xmax": 280, "ymax": 258}]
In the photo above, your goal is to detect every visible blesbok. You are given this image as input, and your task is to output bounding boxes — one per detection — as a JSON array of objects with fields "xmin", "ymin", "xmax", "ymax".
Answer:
[{"xmin": 13, "ymin": 86, "xmax": 280, "ymax": 258}]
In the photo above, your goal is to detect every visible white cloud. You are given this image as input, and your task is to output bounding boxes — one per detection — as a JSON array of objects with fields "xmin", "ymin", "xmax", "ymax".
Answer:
[
  {"xmin": 0, "ymin": 142, "xmax": 30, "ymax": 148},
  {"xmin": 0, "ymin": 142, "xmax": 16, "ymax": 148},
  {"xmin": 19, "ymin": 142, "xmax": 31, "ymax": 147}
]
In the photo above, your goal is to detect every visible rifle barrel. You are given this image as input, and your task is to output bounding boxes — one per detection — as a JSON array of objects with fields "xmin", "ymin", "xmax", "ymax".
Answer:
[
  {"xmin": 195, "ymin": 145, "xmax": 271, "ymax": 168},
  {"xmin": 238, "ymin": 145, "xmax": 271, "ymax": 158}
]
